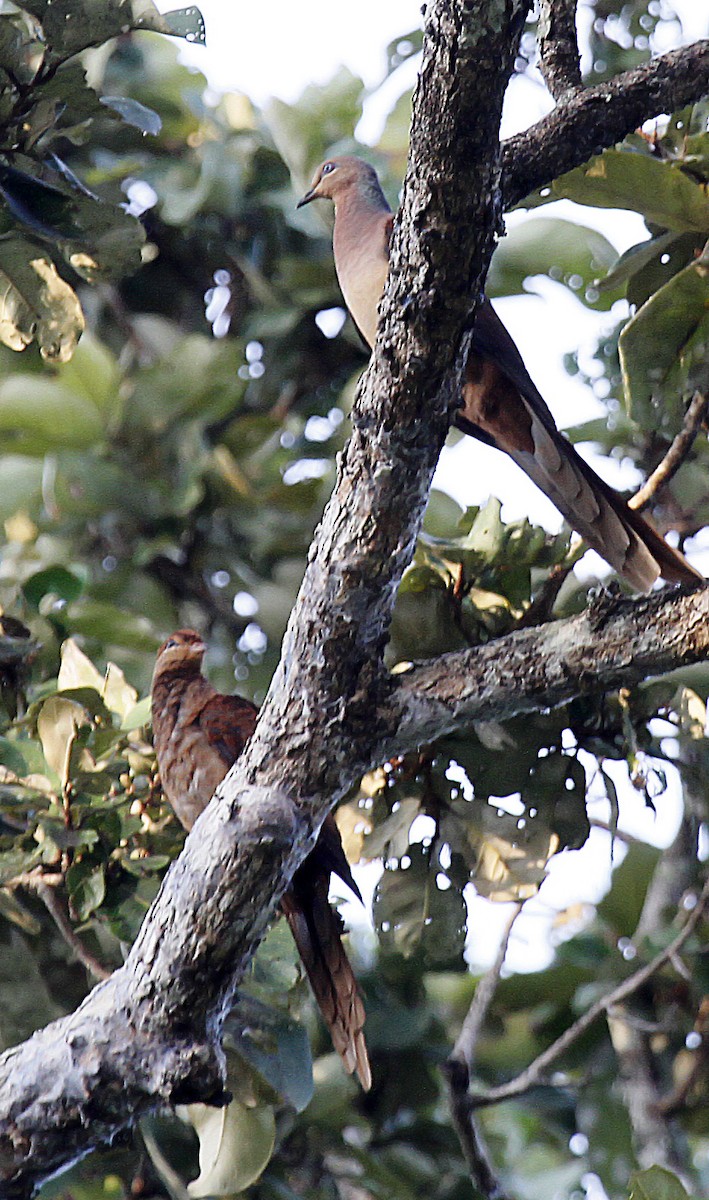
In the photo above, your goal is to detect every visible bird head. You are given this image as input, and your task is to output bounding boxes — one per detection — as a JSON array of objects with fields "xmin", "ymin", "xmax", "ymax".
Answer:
[
  {"xmin": 297, "ymin": 155, "xmax": 381, "ymax": 209},
  {"xmin": 154, "ymin": 629, "xmax": 206, "ymax": 674}
]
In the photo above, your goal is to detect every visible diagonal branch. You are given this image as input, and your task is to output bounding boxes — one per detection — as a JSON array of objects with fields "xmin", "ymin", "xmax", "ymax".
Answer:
[
  {"xmin": 630, "ymin": 391, "xmax": 709, "ymax": 514},
  {"xmin": 444, "ymin": 904, "xmax": 524, "ymax": 1200},
  {"xmin": 503, "ymin": 39, "xmax": 709, "ymax": 208},
  {"xmin": 0, "ymin": 3, "xmax": 530, "ymax": 1195},
  {"xmin": 468, "ymin": 877, "xmax": 709, "ymax": 1109}
]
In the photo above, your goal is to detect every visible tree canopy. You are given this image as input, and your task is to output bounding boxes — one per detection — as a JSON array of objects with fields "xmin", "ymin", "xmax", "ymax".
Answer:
[{"xmin": 0, "ymin": 3, "xmax": 708, "ymax": 1200}]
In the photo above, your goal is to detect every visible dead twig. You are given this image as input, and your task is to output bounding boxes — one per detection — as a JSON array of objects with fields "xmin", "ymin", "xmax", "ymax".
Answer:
[
  {"xmin": 10, "ymin": 870, "xmax": 111, "ymax": 982},
  {"xmin": 629, "ymin": 392, "xmax": 708, "ymax": 514}
]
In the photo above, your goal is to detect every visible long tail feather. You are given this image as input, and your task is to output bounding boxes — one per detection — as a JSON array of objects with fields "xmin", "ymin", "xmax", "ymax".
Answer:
[{"xmin": 281, "ymin": 878, "xmax": 371, "ymax": 1091}]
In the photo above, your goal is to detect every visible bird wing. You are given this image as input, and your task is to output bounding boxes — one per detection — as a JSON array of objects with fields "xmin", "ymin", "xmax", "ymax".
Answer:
[{"xmin": 197, "ymin": 694, "xmax": 259, "ymax": 768}]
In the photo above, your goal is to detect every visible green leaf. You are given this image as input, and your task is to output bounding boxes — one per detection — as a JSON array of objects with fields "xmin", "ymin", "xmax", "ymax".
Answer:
[
  {"xmin": 121, "ymin": 695, "xmax": 152, "ymax": 732},
  {"xmin": 619, "ymin": 253, "xmax": 709, "ymax": 433},
  {"xmin": 597, "ymin": 843, "xmax": 661, "ymax": 938},
  {"xmin": 66, "ymin": 858, "xmax": 106, "ymax": 921},
  {"xmin": 21, "ymin": 1, "xmax": 205, "ymax": 60},
  {"xmin": 24, "ymin": 566, "xmax": 84, "ymax": 609},
  {"xmin": 225, "ymin": 997, "xmax": 314, "ymax": 1113},
  {"xmin": 373, "ymin": 844, "xmax": 467, "ymax": 965},
  {"xmin": 526, "ymin": 149, "xmax": 709, "ymax": 235},
  {"xmin": 488, "ymin": 217, "xmax": 619, "ymax": 308},
  {"xmin": 0, "ymin": 236, "xmax": 84, "ymax": 361},
  {"xmin": 628, "ymin": 1165, "xmax": 691, "ymax": 1200},
  {"xmin": 0, "ymin": 161, "xmax": 81, "ymax": 240},
  {"xmin": 0, "ymin": 374, "xmax": 102, "ymax": 454}
]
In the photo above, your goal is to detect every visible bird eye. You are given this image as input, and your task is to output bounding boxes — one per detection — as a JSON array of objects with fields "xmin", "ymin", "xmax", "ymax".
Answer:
[
  {"xmin": 321, "ymin": 161, "xmax": 336, "ymax": 176},
  {"xmin": 164, "ymin": 638, "xmax": 177, "ymax": 650}
]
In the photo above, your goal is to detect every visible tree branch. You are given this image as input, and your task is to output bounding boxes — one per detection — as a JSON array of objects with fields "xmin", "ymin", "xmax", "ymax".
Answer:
[
  {"xmin": 630, "ymin": 392, "xmax": 709, "ymax": 514},
  {"xmin": 0, "ymin": 2, "xmax": 530, "ymax": 1194},
  {"xmin": 537, "ymin": 0, "xmax": 582, "ymax": 100},
  {"xmin": 10, "ymin": 873, "xmax": 111, "ymax": 983},
  {"xmin": 468, "ymin": 877, "xmax": 709, "ymax": 1109},
  {"xmin": 390, "ymin": 585, "xmax": 709, "ymax": 748},
  {"xmin": 444, "ymin": 904, "xmax": 523, "ymax": 1200},
  {"xmin": 503, "ymin": 40, "xmax": 709, "ymax": 208}
]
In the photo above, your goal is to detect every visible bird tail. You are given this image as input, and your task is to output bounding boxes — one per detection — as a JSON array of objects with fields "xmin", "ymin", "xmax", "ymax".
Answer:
[
  {"xmin": 281, "ymin": 878, "xmax": 371, "ymax": 1091},
  {"xmin": 461, "ymin": 300, "xmax": 702, "ymax": 592},
  {"xmin": 456, "ymin": 402, "xmax": 702, "ymax": 592},
  {"xmin": 502, "ymin": 407, "xmax": 700, "ymax": 592}
]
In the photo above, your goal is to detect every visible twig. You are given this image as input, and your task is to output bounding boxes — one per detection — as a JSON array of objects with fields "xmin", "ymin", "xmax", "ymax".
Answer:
[
  {"xmin": 629, "ymin": 392, "xmax": 708, "ymax": 514},
  {"xmin": 11, "ymin": 871, "xmax": 111, "ymax": 982},
  {"xmin": 468, "ymin": 877, "xmax": 709, "ymax": 1108},
  {"xmin": 443, "ymin": 904, "xmax": 524, "ymax": 1200},
  {"xmin": 516, "ymin": 538, "xmax": 584, "ymax": 628},
  {"xmin": 537, "ymin": 0, "xmax": 582, "ymax": 100}
]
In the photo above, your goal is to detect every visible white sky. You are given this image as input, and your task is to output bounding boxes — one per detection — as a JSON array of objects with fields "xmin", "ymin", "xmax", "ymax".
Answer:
[{"xmin": 161, "ymin": 1, "xmax": 707, "ymax": 972}]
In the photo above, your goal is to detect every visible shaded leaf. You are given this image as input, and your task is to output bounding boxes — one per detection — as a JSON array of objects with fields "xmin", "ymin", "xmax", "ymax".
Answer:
[
  {"xmin": 488, "ymin": 217, "xmax": 619, "ymax": 309},
  {"xmin": 66, "ymin": 858, "xmax": 105, "ymax": 921},
  {"xmin": 24, "ymin": 566, "xmax": 84, "ymax": 609},
  {"xmin": 619, "ymin": 253, "xmax": 709, "ymax": 433},
  {"xmin": 22, "ymin": 1, "xmax": 205, "ymax": 61},
  {"xmin": 373, "ymin": 844, "xmax": 466, "ymax": 965},
  {"xmin": 225, "ymin": 997, "xmax": 314, "ymax": 1113},
  {"xmin": 99, "ymin": 95, "xmax": 162, "ymax": 135},
  {"xmin": 628, "ymin": 1165, "xmax": 691, "ymax": 1200},
  {"xmin": 0, "ymin": 236, "xmax": 84, "ymax": 361}
]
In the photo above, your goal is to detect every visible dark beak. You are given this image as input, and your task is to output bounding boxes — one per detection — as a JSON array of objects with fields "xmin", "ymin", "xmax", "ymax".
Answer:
[{"xmin": 296, "ymin": 188, "xmax": 317, "ymax": 209}]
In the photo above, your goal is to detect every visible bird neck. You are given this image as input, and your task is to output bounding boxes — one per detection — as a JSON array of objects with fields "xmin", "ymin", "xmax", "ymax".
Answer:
[{"xmin": 333, "ymin": 177, "xmax": 390, "ymax": 224}]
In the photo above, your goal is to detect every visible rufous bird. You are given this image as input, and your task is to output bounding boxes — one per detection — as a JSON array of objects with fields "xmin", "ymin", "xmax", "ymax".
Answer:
[
  {"xmin": 151, "ymin": 629, "xmax": 371, "ymax": 1090},
  {"xmin": 298, "ymin": 155, "xmax": 702, "ymax": 593}
]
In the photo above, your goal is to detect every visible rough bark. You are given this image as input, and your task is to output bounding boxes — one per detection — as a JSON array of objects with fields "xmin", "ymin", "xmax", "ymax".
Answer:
[
  {"xmin": 537, "ymin": 0, "xmax": 582, "ymax": 100},
  {"xmin": 2, "ymin": 6, "xmax": 709, "ymax": 1196},
  {"xmin": 503, "ymin": 39, "xmax": 709, "ymax": 208},
  {"xmin": 2, "ymin": 575, "xmax": 708, "ymax": 1194},
  {"xmin": 0, "ymin": 1, "xmax": 530, "ymax": 1193}
]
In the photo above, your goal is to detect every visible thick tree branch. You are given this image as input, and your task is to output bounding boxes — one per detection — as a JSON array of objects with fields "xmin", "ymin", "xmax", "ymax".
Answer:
[
  {"xmin": 390, "ymin": 585, "xmax": 709, "ymax": 747},
  {"xmin": 0, "ymin": 2, "xmax": 530, "ymax": 1194},
  {"xmin": 503, "ymin": 40, "xmax": 709, "ymax": 208}
]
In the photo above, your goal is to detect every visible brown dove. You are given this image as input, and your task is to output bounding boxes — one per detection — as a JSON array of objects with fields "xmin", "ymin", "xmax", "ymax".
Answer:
[
  {"xmin": 151, "ymin": 629, "xmax": 371, "ymax": 1090},
  {"xmin": 298, "ymin": 155, "xmax": 701, "ymax": 592}
]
